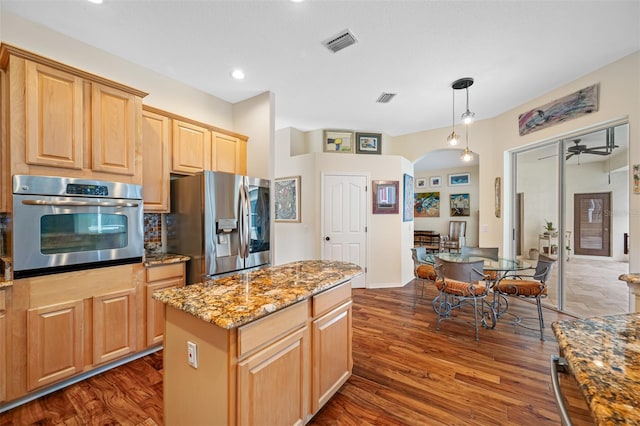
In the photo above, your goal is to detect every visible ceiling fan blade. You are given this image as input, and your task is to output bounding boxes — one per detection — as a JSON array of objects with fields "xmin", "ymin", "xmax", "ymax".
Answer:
[
  {"xmin": 565, "ymin": 153, "xmax": 575, "ymax": 160},
  {"xmin": 582, "ymin": 150, "xmax": 611, "ymax": 155}
]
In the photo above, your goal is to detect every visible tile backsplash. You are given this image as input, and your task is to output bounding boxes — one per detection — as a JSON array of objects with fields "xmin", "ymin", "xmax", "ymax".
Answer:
[{"xmin": 144, "ymin": 213, "xmax": 163, "ymax": 255}]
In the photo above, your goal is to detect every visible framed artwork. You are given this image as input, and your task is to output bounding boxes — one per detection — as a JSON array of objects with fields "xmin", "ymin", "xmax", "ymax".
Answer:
[
  {"xmin": 414, "ymin": 192, "xmax": 440, "ymax": 217},
  {"xmin": 430, "ymin": 176, "xmax": 441, "ymax": 187},
  {"xmin": 372, "ymin": 180, "xmax": 399, "ymax": 214},
  {"xmin": 450, "ymin": 193, "xmax": 470, "ymax": 217},
  {"xmin": 634, "ymin": 164, "xmax": 640, "ymax": 194},
  {"xmin": 416, "ymin": 178, "xmax": 427, "ymax": 189},
  {"xmin": 323, "ymin": 130, "xmax": 354, "ymax": 153},
  {"xmin": 448, "ymin": 172, "xmax": 470, "ymax": 186},
  {"xmin": 274, "ymin": 176, "xmax": 301, "ymax": 222},
  {"xmin": 518, "ymin": 84, "xmax": 599, "ymax": 136},
  {"xmin": 495, "ymin": 177, "xmax": 501, "ymax": 218},
  {"xmin": 403, "ymin": 174, "xmax": 414, "ymax": 222},
  {"xmin": 355, "ymin": 132, "xmax": 382, "ymax": 154}
]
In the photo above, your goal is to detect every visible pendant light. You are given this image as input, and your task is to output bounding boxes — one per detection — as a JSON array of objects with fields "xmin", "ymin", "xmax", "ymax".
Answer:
[
  {"xmin": 446, "ymin": 87, "xmax": 459, "ymax": 146},
  {"xmin": 451, "ymin": 77, "xmax": 475, "ymax": 124},
  {"xmin": 460, "ymin": 124, "xmax": 474, "ymax": 162}
]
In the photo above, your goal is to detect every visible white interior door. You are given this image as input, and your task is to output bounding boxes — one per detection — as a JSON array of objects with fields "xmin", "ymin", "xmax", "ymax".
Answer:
[{"xmin": 322, "ymin": 174, "xmax": 367, "ymax": 288}]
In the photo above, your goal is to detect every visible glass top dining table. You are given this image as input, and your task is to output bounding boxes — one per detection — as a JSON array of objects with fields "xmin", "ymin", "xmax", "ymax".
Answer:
[{"xmin": 421, "ymin": 252, "xmax": 532, "ymax": 273}]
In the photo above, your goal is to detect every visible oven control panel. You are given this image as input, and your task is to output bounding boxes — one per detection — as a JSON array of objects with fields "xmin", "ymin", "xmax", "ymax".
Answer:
[{"xmin": 66, "ymin": 183, "xmax": 109, "ymax": 197}]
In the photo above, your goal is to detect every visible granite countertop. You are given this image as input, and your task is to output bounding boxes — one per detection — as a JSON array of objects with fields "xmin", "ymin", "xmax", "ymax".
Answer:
[
  {"xmin": 552, "ymin": 313, "xmax": 640, "ymax": 425},
  {"xmin": 144, "ymin": 253, "xmax": 190, "ymax": 267},
  {"xmin": 153, "ymin": 260, "xmax": 362, "ymax": 329}
]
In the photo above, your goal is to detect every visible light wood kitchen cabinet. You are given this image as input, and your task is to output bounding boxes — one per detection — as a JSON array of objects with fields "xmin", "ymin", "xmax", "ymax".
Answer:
[
  {"xmin": 0, "ymin": 43, "xmax": 147, "ymax": 189},
  {"xmin": 213, "ymin": 131, "xmax": 247, "ymax": 175},
  {"xmin": 24, "ymin": 60, "xmax": 83, "ymax": 170},
  {"xmin": 172, "ymin": 119, "xmax": 211, "ymax": 174},
  {"xmin": 145, "ymin": 262, "xmax": 185, "ymax": 346},
  {"xmin": 26, "ymin": 299, "xmax": 84, "ymax": 391},
  {"xmin": 93, "ymin": 289, "xmax": 137, "ymax": 365},
  {"xmin": 0, "ymin": 290, "xmax": 7, "ymax": 402},
  {"xmin": 142, "ymin": 108, "xmax": 171, "ymax": 212},
  {"xmin": 237, "ymin": 326, "xmax": 309, "ymax": 426},
  {"xmin": 91, "ymin": 83, "xmax": 137, "ymax": 176},
  {"xmin": 312, "ymin": 301, "xmax": 352, "ymax": 413}
]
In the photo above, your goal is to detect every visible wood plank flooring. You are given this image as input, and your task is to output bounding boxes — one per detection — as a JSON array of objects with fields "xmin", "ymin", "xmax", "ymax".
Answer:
[{"xmin": 0, "ymin": 282, "xmax": 593, "ymax": 425}]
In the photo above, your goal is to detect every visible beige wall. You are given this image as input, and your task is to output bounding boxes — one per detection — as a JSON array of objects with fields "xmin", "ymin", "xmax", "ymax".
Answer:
[
  {"xmin": 233, "ymin": 91, "xmax": 274, "ymax": 180},
  {"xmin": 393, "ymin": 51, "xmax": 639, "ymax": 272}
]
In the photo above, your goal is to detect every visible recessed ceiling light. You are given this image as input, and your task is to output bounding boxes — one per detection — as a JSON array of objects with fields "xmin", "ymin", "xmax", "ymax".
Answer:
[
  {"xmin": 290, "ymin": 0, "xmax": 304, "ymax": 3},
  {"xmin": 231, "ymin": 69, "xmax": 245, "ymax": 80},
  {"xmin": 87, "ymin": 0, "xmax": 103, "ymax": 4}
]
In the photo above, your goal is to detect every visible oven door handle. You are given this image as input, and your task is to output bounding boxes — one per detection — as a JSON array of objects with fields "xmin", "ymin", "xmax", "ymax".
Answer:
[
  {"xmin": 550, "ymin": 355, "xmax": 573, "ymax": 426},
  {"xmin": 21, "ymin": 200, "xmax": 140, "ymax": 208}
]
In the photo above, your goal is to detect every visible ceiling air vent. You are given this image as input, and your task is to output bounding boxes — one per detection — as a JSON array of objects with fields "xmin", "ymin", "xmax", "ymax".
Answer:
[
  {"xmin": 323, "ymin": 29, "xmax": 357, "ymax": 53},
  {"xmin": 376, "ymin": 92, "xmax": 397, "ymax": 103}
]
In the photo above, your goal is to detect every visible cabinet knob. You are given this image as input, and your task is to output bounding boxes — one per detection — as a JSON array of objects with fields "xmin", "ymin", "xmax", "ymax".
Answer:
[{"xmin": 325, "ymin": 236, "xmax": 330, "ymax": 241}]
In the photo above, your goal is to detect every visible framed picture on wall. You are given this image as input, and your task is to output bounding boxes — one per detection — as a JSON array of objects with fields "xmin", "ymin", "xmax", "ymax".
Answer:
[
  {"xmin": 448, "ymin": 173, "xmax": 470, "ymax": 186},
  {"xmin": 430, "ymin": 176, "xmax": 441, "ymax": 187},
  {"xmin": 450, "ymin": 193, "xmax": 470, "ymax": 217},
  {"xmin": 403, "ymin": 174, "xmax": 414, "ymax": 222},
  {"xmin": 416, "ymin": 178, "xmax": 427, "ymax": 189},
  {"xmin": 355, "ymin": 132, "xmax": 382, "ymax": 154},
  {"xmin": 372, "ymin": 180, "xmax": 399, "ymax": 214},
  {"xmin": 323, "ymin": 130, "xmax": 354, "ymax": 153},
  {"xmin": 414, "ymin": 192, "xmax": 440, "ymax": 217},
  {"xmin": 274, "ymin": 176, "xmax": 301, "ymax": 222}
]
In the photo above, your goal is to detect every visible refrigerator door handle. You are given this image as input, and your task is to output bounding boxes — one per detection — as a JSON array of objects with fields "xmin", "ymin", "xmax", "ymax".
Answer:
[
  {"xmin": 239, "ymin": 181, "xmax": 247, "ymax": 259},
  {"xmin": 243, "ymin": 181, "xmax": 252, "ymax": 258}
]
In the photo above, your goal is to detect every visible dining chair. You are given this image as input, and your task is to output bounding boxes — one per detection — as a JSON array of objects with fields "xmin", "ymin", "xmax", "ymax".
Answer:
[
  {"xmin": 410, "ymin": 247, "xmax": 437, "ymax": 308},
  {"xmin": 433, "ymin": 256, "xmax": 494, "ymax": 341},
  {"xmin": 460, "ymin": 246, "xmax": 500, "ymax": 281},
  {"xmin": 494, "ymin": 255, "xmax": 555, "ymax": 340},
  {"xmin": 440, "ymin": 221, "xmax": 466, "ymax": 252}
]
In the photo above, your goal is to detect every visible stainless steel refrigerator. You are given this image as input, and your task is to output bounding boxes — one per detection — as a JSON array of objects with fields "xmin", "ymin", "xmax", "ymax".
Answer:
[{"xmin": 168, "ymin": 171, "xmax": 270, "ymax": 284}]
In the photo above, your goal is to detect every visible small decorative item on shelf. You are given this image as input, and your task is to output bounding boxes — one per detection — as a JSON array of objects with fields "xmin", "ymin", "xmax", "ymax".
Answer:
[{"xmin": 543, "ymin": 219, "xmax": 558, "ymax": 237}]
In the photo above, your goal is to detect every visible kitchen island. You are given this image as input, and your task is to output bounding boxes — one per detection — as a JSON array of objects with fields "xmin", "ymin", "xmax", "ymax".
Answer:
[
  {"xmin": 153, "ymin": 260, "xmax": 362, "ymax": 426},
  {"xmin": 552, "ymin": 313, "xmax": 640, "ymax": 425}
]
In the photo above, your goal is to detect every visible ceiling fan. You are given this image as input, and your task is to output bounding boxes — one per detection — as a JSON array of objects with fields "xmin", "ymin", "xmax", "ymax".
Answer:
[{"xmin": 565, "ymin": 131, "xmax": 618, "ymax": 160}]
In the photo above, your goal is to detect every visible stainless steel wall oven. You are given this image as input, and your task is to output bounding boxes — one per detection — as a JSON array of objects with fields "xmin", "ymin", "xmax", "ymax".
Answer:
[{"xmin": 12, "ymin": 175, "xmax": 143, "ymax": 279}]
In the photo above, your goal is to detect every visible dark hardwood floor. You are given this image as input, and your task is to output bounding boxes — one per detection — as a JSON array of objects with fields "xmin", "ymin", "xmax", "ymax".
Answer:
[{"xmin": 0, "ymin": 281, "xmax": 593, "ymax": 425}]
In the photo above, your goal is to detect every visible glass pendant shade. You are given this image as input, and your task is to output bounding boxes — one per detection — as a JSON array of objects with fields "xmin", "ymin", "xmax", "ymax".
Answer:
[
  {"xmin": 447, "ymin": 131, "xmax": 459, "ymax": 146},
  {"xmin": 461, "ymin": 147, "xmax": 473, "ymax": 162},
  {"xmin": 461, "ymin": 109, "xmax": 475, "ymax": 125}
]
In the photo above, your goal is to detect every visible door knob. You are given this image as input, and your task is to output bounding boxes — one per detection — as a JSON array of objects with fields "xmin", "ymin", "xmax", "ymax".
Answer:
[{"xmin": 325, "ymin": 236, "xmax": 330, "ymax": 241}]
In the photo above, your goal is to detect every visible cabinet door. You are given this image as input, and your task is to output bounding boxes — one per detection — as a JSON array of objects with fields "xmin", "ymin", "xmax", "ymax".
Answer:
[
  {"xmin": 146, "ymin": 276, "xmax": 184, "ymax": 346},
  {"xmin": 237, "ymin": 326, "xmax": 309, "ymax": 426},
  {"xmin": 311, "ymin": 300, "xmax": 352, "ymax": 414},
  {"xmin": 93, "ymin": 289, "xmax": 136, "ymax": 365},
  {"xmin": 25, "ymin": 60, "xmax": 83, "ymax": 169},
  {"xmin": 212, "ymin": 131, "xmax": 246, "ymax": 175},
  {"xmin": 91, "ymin": 83, "xmax": 136, "ymax": 176},
  {"xmin": 0, "ymin": 291, "xmax": 6, "ymax": 402},
  {"xmin": 27, "ymin": 299, "xmax": 84, "ymax": 391},
  {"xmin": 172, "ymin": 120, "xmax": 211, "ymax": 174},
  {"xmin": 142, "ymin": 110, "xmax": 170, "ymax": 212}
]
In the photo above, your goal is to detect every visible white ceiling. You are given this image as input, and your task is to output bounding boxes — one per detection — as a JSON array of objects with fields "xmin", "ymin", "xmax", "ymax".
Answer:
[{"xmin": 1, "ymin": 0, "xmax": 638, "ymax": 141}]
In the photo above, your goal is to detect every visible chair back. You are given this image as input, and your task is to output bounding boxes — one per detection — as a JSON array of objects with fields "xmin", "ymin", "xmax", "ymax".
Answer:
[
  {"xmin": 460, "ymin": 246, "xmax": 499, "ymax": 261},
  {"xmin": 434, "ymin": 256, "xmax": 484, "ymax": 283},
  {"xmin": 533, "ymin": 257, "xmax": 555, "ymax": 282},
  {"xmin": 411, "ymin": 246, "xmax": 427, "ymax": 264},
  {"xmin": 448, "ymin": 221, "xmax": 467, "ymax": 241}
]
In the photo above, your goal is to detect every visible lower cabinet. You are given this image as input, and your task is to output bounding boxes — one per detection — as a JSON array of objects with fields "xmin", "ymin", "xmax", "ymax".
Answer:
[
  {"xmin": 93, "ymin": 289, "xmax": 137, "ymax": 365},
  {"xmin": 312, "ymin": 300, "xmax": 352, "ymax": 413},
  {"xmin": 237, "ymin": 326, "xmax": 309, "ymax": 426},
  {"xmin": 145, "ymin": 262, "xmax": 185, "ymax": 346},
  {"xmin": 27, "ymin": 299, "xmax": 84, "ymax": 391},
  {"xmin": 163, "ymin": 279, "xmax": 352, "ymax": 425},
  {"xmin": 0, "ymin": 290, "xmax": 7, "ymax": 402}
]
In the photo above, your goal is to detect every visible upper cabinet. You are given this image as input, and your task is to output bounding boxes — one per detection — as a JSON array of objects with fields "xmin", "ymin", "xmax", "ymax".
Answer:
[
  {"xmin": 172, "ymin": 119, "xmax": 211, "ymax": 175},
  {"xmin": 91, "ymin": 83, "xmax": 137, "ymax": 176},
  {"xmin": 0, "ymin": 43, "xmax": 147, "ymax": 191},
  {"xmin": 212, "ymin": 131, "xmax": 247, "ymax": 175},
  {"xmin": 142, "ymin": 108, "xmax": 170, "ymax": 212},
  {"xmin": 24, "ymin": 61, "xmax": 83, "ymax": 170}
]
